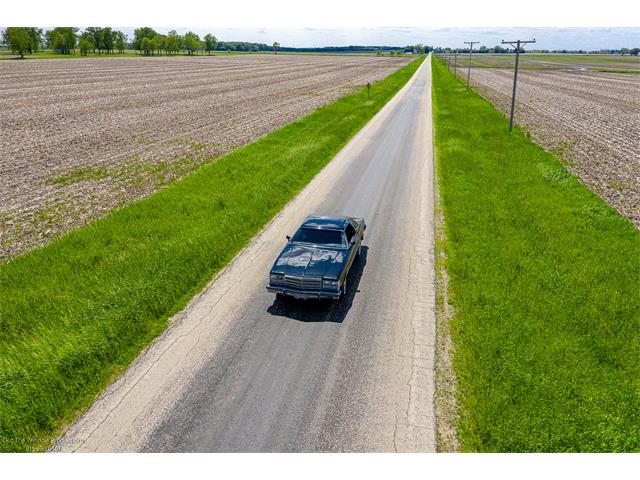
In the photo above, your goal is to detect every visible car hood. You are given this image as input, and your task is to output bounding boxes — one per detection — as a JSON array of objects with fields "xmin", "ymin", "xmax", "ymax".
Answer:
[{"xmin": 274, "ymin": 244, "xmax": 346, "ymax": 279}]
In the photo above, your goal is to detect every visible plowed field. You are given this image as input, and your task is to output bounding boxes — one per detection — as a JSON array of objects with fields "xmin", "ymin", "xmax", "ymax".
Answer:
[
  {"xmin": 0, "ymin": 55, "xmax": 410, "ymax": 259},
  {"xmin": 458, "ymin": 65, "xmax": 640, "ymax": 227}
]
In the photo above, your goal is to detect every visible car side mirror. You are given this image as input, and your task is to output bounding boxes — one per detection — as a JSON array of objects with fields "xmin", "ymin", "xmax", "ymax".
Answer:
[
  {"xmin": 286, "ymin": 235, "xmax": 291, "ymax": 241},
  {"xmin": 350, "ymin": 237, "xmax": 356, "ymax": 244}
]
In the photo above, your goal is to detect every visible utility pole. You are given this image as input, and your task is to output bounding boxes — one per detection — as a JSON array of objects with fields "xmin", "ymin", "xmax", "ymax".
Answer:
[
  {"xmin": 501, "ymin": 38, "xmax": 536, "ymax": 132},
  {"xmin": 463, "ymin": 41, "xmax": 478, "ymax": 90},
  {"xmin": 454, "ymin": 50, "xmax": 457, "ymax": 77}
]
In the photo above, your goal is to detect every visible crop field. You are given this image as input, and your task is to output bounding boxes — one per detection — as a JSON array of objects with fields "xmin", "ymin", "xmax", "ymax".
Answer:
[
  {"xmin": 445, "ymin": 55, "xmax": 640, "ymax": 227},
  {"xmin": 453, "ymin": 53, "xmax": 640, "ymax": 73},
  {"xmin": 0, "ymin": 54, "xmax": 410, "ymax": 260}
]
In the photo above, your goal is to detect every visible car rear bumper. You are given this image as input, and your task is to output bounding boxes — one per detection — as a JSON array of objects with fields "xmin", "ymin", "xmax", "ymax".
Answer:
[{"xmin": 266, "ymin": 284, "xmax": 341, "ymax": 300}]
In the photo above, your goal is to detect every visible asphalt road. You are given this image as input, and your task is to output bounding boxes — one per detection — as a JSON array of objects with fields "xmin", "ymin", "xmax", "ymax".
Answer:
[{"xmin": 57, "ymin": 56, "xmax": 435, "ymax": 453}]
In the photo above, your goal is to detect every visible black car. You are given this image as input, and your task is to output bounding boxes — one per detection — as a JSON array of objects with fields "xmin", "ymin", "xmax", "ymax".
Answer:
[{"xmin": 266, "ymin": 215, "xmax": 366, "ymax": 300}]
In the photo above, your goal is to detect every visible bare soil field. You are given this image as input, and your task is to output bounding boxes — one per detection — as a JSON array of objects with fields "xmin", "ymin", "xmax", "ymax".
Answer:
[
  {"xmin": 455, "ymin": 65, "xmax": 640, "ymax": 227},
  {"xmin": 0, "ymin": 55, "xmax": 410, "ymax": 259},
  {"xmin": 453, "ymin": 53, "xmax": 640, "ymax": 73}
]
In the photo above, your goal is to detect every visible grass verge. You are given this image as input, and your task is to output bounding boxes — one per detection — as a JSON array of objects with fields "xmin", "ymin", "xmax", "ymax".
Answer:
[
  {"xmin": 434, "ymin": 130, "xmax": 460, "ymax": 452},
  {"xmin": 0, "ymin": 56, "xmax": 424, "ymax": 452},
  {"xmin": 432, "ymin": 57, "xmax": 640, "ymax": 452}
]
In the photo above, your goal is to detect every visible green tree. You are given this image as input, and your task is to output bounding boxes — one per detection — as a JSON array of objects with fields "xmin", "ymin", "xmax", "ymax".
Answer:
[
  {"xmin": 204, "ymin": 33, "xmax": 217, "ymax": 55},
  {"xmin": 99, "ymin": 27, "xmax": 114, "ymax": 54},
  {"xmin": 24, "ymin": 28, "xmax": 43, "ymax": 54},
  {"xmin": 183, "ymin": 31, "xmax": 201, "ymax": 55},
  {"xmin": 176, "ymin": 33, "xmax": 185, "ymax": 53},
  {"xmin": 133, "ymin": 27, "xmax": 158, "ymax": 51},
  {"xmin": 46, "ymin": 27, "xmax": 78, "ymax": 54},
  {"xmin": 85, "ymin": 27, "xmax": 101, "ymax": 53},
  {"xmin": 114, "ymin": 31, "xmax": 127, "ymax": 54},
  {"xmin": 153, "ymin": 34, "xmax": 167, "ymax": 55},
  {"xmin": 273, "ymin": 41, "xmax": 280, "ymax": 54},
  {"xmin": 79, "ymin": 36, "xmax": 94, "ymax": 56},
  {"xmin": 2, "ymin": 27, "xmax": 30, "ymax": 58},
  {"xmin": 165, "ymin": 31, "xmax": 179, "ymax": 54},
  {"xmin": 140, "ymin": 37, "xmax": 152, "ymax": 56},
  {"xmin": 50, "ymin": 32, "xmax": 64, "ymax": 53}
]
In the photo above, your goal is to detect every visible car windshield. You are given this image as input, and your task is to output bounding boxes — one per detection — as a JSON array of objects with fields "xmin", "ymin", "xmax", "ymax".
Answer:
[{"xmin": 291, "ymin": 227, "xmax": 345, "ymax": 248}]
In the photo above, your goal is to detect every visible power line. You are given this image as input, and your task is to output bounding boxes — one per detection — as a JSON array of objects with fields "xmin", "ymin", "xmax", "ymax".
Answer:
[
  {"xmin": 463, "ymin": 41, "xmax": 478, "ymax": 90},
  {"xmin": 501, "ymin": 38, "xmax": 536, "ymax": 132}
]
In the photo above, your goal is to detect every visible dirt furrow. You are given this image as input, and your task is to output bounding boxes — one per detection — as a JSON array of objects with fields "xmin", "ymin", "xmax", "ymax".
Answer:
[{"xmin": 0, "ymin": 55, "xmax": 411, "ymax": 259}]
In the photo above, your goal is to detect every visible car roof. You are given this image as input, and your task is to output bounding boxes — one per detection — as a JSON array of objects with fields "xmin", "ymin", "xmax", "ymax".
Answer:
[{"xmin": 301, "ymin": 215, "xmax": 351, "ymax": 230}]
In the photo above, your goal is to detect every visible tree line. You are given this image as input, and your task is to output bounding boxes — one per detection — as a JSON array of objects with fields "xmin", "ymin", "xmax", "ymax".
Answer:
[
  {"xmin": 0, "ymin": 27, "xmax": 279, "ymax": 57},
  {"xmin": 0, "ymin": 27, "xmax": 220, "ymax": 58},
  {"xmin": 1, "ymin": 28, "xmax": 437, "ymax": 58},
  {"xmin": 132, "ymin": 28, "xmax": 219, "ymax": 56}
]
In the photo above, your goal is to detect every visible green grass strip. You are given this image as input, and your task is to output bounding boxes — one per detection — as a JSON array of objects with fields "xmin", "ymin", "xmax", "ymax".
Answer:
[
  {"xmin": 432, "ymin": 57, "xmax": 640, "ymax": 451},
  {"xmin": 0, "ymin": 56, "xmax": 424, "ymax": 452}
]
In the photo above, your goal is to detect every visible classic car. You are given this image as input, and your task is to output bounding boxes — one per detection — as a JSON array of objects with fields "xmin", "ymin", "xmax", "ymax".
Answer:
[{"xmin": 266, "ymin": 215, "xmax": 366, "ymax": 300}]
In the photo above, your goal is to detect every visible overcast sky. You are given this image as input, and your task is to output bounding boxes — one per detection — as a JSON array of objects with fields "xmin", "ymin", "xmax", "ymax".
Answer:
[
  {"xmin": 113, "ymin": 27, "xmax": 640, "ymax": 50},
  {"xmin": 6, "ymin": 0, "xmax": 640, "ymax": 49}
]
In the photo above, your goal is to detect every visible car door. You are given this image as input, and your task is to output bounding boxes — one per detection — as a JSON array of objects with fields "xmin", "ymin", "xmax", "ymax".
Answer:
[{"xmin": 344, "ymin": 222, "xmax": 358, "ymax": 275}]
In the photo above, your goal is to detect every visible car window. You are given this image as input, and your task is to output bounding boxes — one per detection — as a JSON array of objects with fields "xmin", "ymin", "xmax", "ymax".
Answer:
[
  {"xmin": 291, "ymin": 228, "xmax": 345, "ymax": 248},
  {"xmin": 345, "ymin": 224, "xmax": 356, "ymax": 243}
]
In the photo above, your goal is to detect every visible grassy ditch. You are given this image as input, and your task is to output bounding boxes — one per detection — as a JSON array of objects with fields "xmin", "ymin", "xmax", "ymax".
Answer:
[
  {"xmin": 0, "ymin": 56, "xmax": 424, "ymax": 452},
  {"xmin": 432, "ymin": 57, "xmax": 640, "ymax": 451}
]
